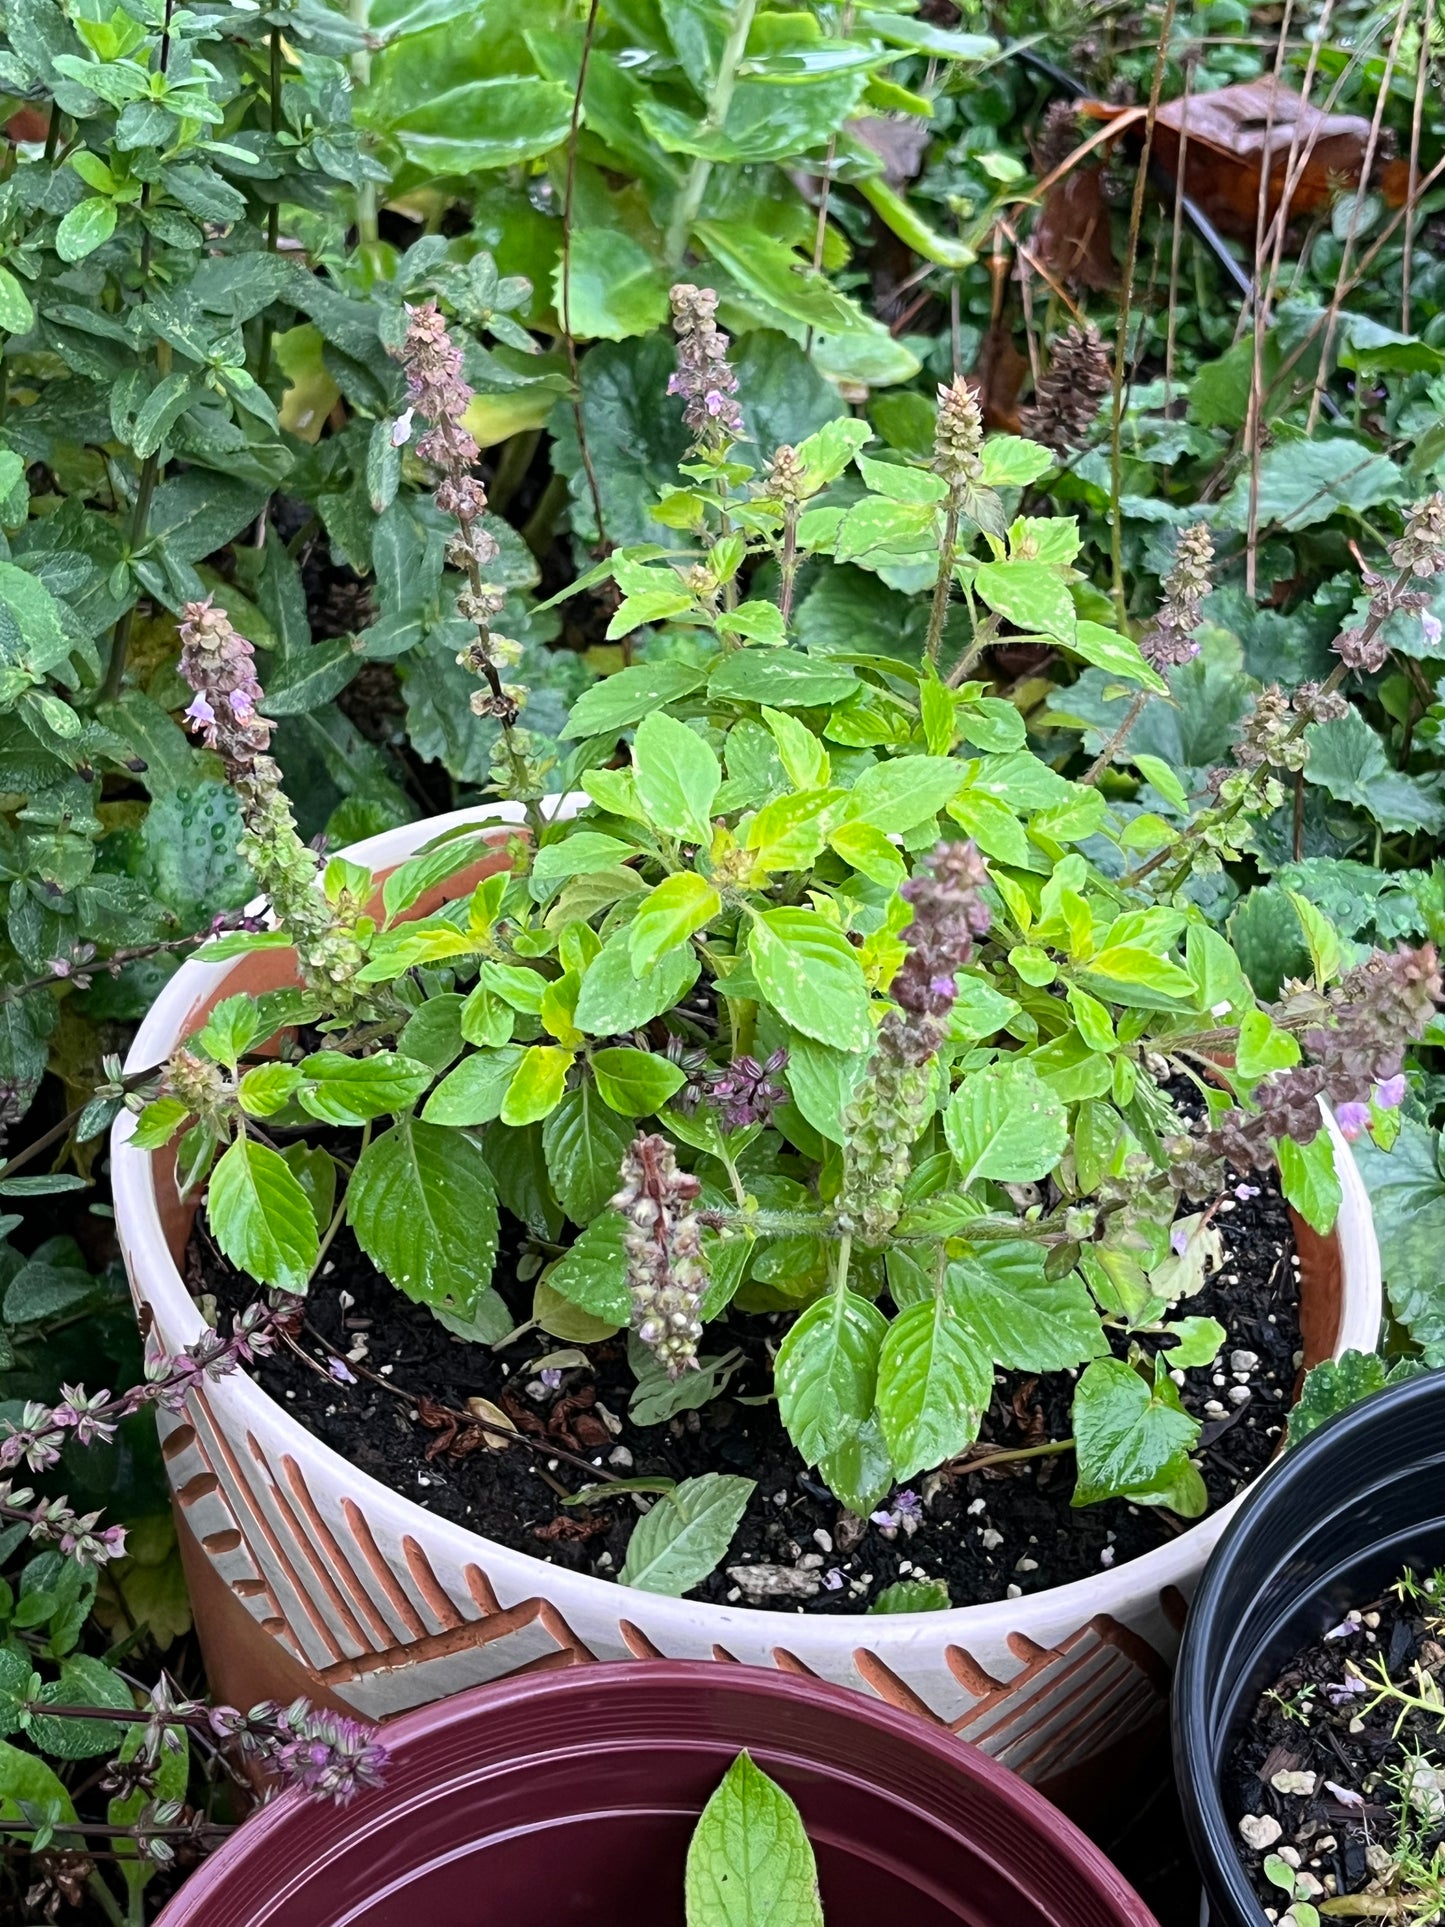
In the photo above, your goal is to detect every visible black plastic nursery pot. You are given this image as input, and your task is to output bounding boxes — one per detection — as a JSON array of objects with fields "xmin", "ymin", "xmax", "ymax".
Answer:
[
  {"xmin": 156, "ymin": 1662, "xmax": 1159, "ymax": 1927},
  {"xmin": 1172, "ymin": 1371, "xmax": 1445, "ymax": 1925}
]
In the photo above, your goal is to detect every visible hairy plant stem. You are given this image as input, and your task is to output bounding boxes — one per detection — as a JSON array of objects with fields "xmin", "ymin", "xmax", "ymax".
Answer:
[
  {"xmin": 99, "ymin": 450, "xmax": 160, "ymax": 703},
  {"xmin": 1130, "ymin": 531, "xmax": 1425, "ymax": 895},
  {"xmin": 700, "ymin": 1205, "xmax": 1078, "ymax": 1247},
  {"xmin": 777, "ymin": 498, "xmax": 801, "ymax": 623},
  {"xmin": 663, "ymin": 0, "xmax": 759, "ymax": 267},
  {"xmin": 925, "ymin": 495, "xmax": 961, "ymax": 667},
  {"xmin": 1108, "ymin": 0, "xmax": 1177, "ymax": 629},
  {"xmin": 1081, "ymin": 690, "xmax": 1148, "ymax": 786},
  {"xmin": 1129, "ymin": 657, "xmax": 1352, "ymax": 891}
]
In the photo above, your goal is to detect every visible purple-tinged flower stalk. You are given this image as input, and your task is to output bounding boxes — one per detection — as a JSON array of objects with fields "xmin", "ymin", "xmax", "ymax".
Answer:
[
  {"xmin": 927, "ymin": 378, "xmax": 988, "ymax": 665},
  {"xmin": 613, "ymin": 1133, "xmax": 710, "ymax": 1377},
  {"xmin": 0, "ymin": 1482, "xmax": 128, "ymax": 1565},
  {"xmin": 1179, "ymin": 943, "xmax": 1442, "ymax": 1182},
  {"xmin": 389, "ymin": 303, "xmax": 526, "ymax": 739},
  {"xmin": 126, "ymin": 1678, "xmax": 388, "ymax": 1807},
  {"xmin": 0, "ymin": 1301, "xmax": 285, "ymax": 1562},
  {"xmin": 1333, "ymin": 492, "xmax": 1445, "ymax": 673},
  {"xmin": 840, "ymin": 842, "xmax": 991, "ymax": 1242},
  {"xmin": 178, "ymin": 601, "xmax": 365, "ymax": 1008},
  {"xmin": 667, "ymin": 284, "xmax": 743, "ymax": 448},
  {"xmin": 708, "ymin": 1049, "xmax": 788, "ymax": 1131},
  {"xmin": 1141, "ymin": 522, "xmax": 1213, "ymax": 671}
]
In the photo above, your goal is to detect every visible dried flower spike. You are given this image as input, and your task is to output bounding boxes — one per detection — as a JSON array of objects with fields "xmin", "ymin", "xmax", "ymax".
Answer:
[
  {"xmin": 1334, "ymin": 492, "xmax": 1445, "ymax": 672},
  {"xmin": 613, "ymin": 1133, "xmax": 710, "ymax": 1377},
  {"xmin": 932, "ymin": 376, "xmax": 985, "ymax": 489},
  {"xmin": 1141, "ymin": 522, "xmax": 1213, "ymax": 671},
  {"xmin": 667, "ymin": 284, "xmax": 744, "ymax": 447},
  {"xmin": 1021, "ymin": 324, "xmax": 1113, "ymax": 457}
]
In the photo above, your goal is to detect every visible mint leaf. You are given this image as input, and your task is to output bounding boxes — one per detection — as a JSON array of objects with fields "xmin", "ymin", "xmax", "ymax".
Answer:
[
  {"xmin": 685, "ymin": 1751, "xmax": 823, "ymax": 1927},
  {"xmin": 619, "ymin": 1473, "xmax": 754, "ymax": 1596}
]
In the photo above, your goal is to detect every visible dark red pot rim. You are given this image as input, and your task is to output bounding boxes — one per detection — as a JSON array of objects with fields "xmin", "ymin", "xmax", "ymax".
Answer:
[{"xmin": 158, "ymin": 1662, "xmax": 1158, "ymax": 1926}]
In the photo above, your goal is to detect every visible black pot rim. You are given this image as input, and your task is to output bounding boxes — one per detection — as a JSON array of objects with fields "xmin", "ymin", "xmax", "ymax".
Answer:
[{"xmin": 1173, "ymin": 1370, "xmax": 1445, "ymax": 1926}]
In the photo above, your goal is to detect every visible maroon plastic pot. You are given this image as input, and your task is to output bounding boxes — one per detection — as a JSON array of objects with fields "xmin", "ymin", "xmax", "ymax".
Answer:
[{"xmin": 157, "ymin": 1664, "xmax": 1158, "ymax": 1927}]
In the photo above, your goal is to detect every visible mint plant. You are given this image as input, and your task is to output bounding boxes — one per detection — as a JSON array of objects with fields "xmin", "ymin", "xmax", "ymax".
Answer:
[
  {"xmin": 0, "ymin": 1279, "xmax": 385, "ymax": 1921},
  {"xmin": 116, "ymin": 290, "xmax": 1441, "ymax": 1591}
]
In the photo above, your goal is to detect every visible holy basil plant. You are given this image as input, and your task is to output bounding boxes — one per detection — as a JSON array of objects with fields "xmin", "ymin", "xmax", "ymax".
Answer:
[{"xmin": 127, "ymin": 292, "xmax": 1441, "ymax": 1562}]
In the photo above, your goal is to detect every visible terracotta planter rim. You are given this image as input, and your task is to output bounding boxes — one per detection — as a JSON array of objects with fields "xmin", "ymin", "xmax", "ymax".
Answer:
[{"xmin": 111, "ymin": 799, "xmax": 1384, "ymax": 1651}]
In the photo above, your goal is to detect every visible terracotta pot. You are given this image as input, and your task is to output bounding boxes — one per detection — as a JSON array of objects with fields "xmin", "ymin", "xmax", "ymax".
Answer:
[
  {"xmin": 155, "ymin": 1661, "xmax": 1160, "ymax": 1927},
  {"xmin": 112, "ymin": 803, "xmax": 1382, "ymax": 1813},
  {"xmin": 1174, "ymin": 1372, "xmax": 1445, "ymax": 1926}
]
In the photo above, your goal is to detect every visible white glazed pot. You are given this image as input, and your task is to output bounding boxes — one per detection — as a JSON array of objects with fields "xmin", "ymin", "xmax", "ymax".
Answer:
[{"xmin": 111, "ymin": 801, "xmax": 1382, "ymax": 1805}]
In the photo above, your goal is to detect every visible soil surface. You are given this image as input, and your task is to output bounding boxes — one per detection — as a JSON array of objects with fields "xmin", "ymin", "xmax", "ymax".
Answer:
[
  {"xmin": 1227, "ymin": 1573, "xmax": 1445, "ymax": 1920},
  {"xmin": 195, "ymin": 1168, "xmax": 1302, "ymax": 1616}
]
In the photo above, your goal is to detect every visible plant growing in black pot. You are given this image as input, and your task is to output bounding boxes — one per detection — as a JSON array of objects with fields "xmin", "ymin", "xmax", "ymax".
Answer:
[{"xmin": 1173, "ymin": 1366, "xmax": 1445, "ymax": 1926}]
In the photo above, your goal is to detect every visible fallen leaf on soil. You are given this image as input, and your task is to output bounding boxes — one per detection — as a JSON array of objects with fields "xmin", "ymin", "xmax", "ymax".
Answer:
[{"xmin": 1085, "ymin": 77, "xmax": 1411, "ymax": 239}]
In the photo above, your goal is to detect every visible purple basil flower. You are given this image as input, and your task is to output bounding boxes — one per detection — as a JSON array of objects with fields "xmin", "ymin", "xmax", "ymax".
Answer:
[
  {"xmin": 1374, "ymin": 1073, "xmax": 1407, "ymax": 1110},
  {"xmin": 1335, "ymin": 1100, "xmax": 1371, "ymax": 1141}
]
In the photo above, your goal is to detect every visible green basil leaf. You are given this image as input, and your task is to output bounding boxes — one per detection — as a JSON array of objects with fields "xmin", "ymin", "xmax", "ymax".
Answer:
[
  {"xmin": 575, "ymin": 926, "xmax": 701, "ymax": 1035},
  {"xmin": 207, "ymin": 1134, "xmax": 319, "ymax": 1294},
  {"xmin": 349, "ymin": 1118, "xmax": 498, "ymax": 1319},
  {"xmin": 875, "ymin": 1295, "xmax": 991, "ymax": 1481},
  {"xmin": 547, "ymin": 1213, "xmax": 631, "ymax": 1324},
  {"xmin": 590, "ymin": 1047, "xmax": 688, "ymax": 1116},
  {"xmin": 297, "ymin": 1051, "xmax": 432, "ymax": 1126},
  {"xmin": 944, "ymin": 1059, "xmax": 1067, "ymax": 1186},
  {"xmin": 500, "ymin": 1045, "xmax": 572, "ymax": 1127},
  {"xmin": 775, "ymin": 1288, "xmax": 887, "ymax": 1465},
  {"xmin": 631, "ymin": 711, "xmax": 721, "ymax": 844},
  {"xmin": 946, "ymin": 1244, "xmax": 1105, "ymax": 1372},
  {"xmin": 1071, "ymin": 1357, "xmax": 1200, "ymax": 1509},
  {"xmin": 542, "ymin": 1081, "xmax": 631, "ymax": 1221},
  {"xmin": 748, "ymin": 908, "xmax": 871, "ymax": 1052}
]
